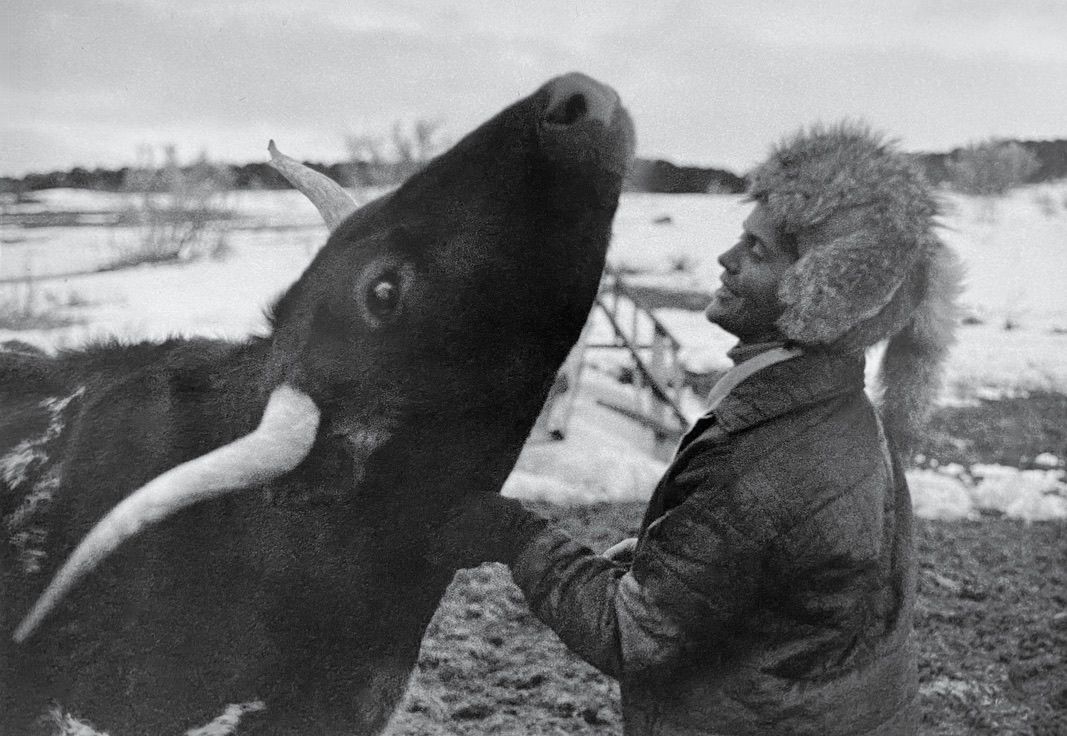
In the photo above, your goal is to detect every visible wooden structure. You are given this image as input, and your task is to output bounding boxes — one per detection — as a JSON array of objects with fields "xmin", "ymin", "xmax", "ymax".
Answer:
[
  {"xmin": 534, "ymin": 264, "xmax": 694, "ymax": 451},
  {"xmin": 592, "ymin": 265, "xmax": 691, "ymax": 448}
]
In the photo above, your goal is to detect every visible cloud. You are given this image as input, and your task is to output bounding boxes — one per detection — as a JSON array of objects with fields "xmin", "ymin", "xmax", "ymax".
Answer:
[
  {"xmin": 731, "ymin": 0, "xmax": 1067, "ymax": 64},
  {"xmin": 2, "ymin": 0, "xmax": 1065, "ymax": 175}
]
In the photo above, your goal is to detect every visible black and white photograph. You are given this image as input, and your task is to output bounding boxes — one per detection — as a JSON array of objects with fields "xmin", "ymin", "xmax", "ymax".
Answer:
[{"xmin": 2, "ymin": 2, "xmax": 1065, "ymax": 734}]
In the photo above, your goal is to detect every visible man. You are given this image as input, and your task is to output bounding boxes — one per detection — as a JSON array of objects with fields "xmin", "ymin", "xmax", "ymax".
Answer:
[{"xmin": 432, "ymin": 123, "xmax": 963, "ymax": 735}]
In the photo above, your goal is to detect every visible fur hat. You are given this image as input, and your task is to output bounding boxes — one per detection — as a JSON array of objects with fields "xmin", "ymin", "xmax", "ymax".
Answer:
[{"xmin": 747, "ymin": 122, "xmax": 964, "ymax": 450}]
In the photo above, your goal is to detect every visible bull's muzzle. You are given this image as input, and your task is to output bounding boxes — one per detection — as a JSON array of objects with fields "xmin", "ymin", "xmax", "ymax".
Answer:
[{"xmin": 543, "ymin": 72, "xmax": 620, "ymax": 128}]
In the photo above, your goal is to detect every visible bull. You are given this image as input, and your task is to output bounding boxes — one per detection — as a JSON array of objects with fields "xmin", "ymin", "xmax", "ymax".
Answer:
[{"xmin": 1, "ymin": 72, "xmax": 634, "ymax": 735}]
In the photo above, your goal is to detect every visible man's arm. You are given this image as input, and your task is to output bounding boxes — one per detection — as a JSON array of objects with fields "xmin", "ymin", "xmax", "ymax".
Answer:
[{"xmin": 431, "ymin": 475, "xmax": 773, "ymax": 679}]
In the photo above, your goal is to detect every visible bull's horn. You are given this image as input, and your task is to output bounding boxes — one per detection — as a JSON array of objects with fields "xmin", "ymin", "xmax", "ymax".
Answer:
[
  {"xmin": 268, "ymin": 140, "xmax": 358, "ymax": 230},
  {"xmin": 13, "ymin": 384, "xmax": 320, "ymax": 644}
]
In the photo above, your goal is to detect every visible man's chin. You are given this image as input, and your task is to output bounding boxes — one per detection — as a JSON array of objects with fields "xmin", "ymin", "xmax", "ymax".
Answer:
[
  {"xmin": 704, "ymin": 295, "xmax": 732, "ymax": 325},
  {"xmin": 706, "ymin": 294, "xmax": 751, "ymax": 339},
  {"xmin": 706, "ymin": 300, "xmax": 787, "ymax": 344}
]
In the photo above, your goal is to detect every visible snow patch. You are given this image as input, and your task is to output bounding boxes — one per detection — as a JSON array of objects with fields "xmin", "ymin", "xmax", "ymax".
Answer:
[
  {"xmin": 505, "ymin": 370, "xmax": 668, "ymax": 505},
  {"xmin": 1034, "ymin": 452, "xmax": 1062, "ymax": 469},
  {"xmin": 907, "ymin": 470, "xmax": 979, "ymax": 521},
  {"xmin": 907, "ymin": 465, "xmax": 1067, "ymax": 522}
]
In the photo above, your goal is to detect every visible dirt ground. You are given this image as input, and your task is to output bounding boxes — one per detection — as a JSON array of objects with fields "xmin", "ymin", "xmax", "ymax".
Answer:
[{"xmin": 387, "ymin": 394, "xmax": 1067, "ymax": 735}]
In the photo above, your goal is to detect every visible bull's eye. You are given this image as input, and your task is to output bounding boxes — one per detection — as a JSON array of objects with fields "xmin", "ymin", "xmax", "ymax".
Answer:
[
  {"xmin": 355, "ymin": 257, "xmax": 413, "ymax": 328},
  {"xmin": 367, "ymin": 275, "xmax": 400, "ymax": 317}
]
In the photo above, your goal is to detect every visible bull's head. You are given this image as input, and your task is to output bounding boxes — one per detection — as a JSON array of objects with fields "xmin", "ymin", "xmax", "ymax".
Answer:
[{"xmin": 15, "ymin": 72, "xmax": 634, "ymax": 643}]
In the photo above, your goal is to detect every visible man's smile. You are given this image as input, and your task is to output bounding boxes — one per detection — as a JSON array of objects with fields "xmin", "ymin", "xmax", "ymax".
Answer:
[{"xmin": 714, "ymin": 280, "xmax": 738, "ymax": 299}]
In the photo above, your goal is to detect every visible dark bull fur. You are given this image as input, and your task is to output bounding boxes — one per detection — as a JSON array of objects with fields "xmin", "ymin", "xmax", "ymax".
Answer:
[{"xmin": 1, "ymin": 73, "xmax": 633, "ymax": 734}]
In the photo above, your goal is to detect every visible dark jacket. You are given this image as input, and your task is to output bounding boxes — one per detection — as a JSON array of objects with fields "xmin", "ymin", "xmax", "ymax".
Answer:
[{"xmin": 512, "ymin": 349, "xmax": 918, "ymax": 735}]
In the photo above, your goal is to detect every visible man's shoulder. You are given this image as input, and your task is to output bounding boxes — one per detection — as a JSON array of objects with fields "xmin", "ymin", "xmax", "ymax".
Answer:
[
  {"xmin": 726, "ymin": 390, "xmax": 891, "ymax": 524},
  {"xmin": 737, "ymin": 387, "xmax": 882, "ymax": 466},
  {"xmin": 671, "ymin": 388, "xmax": 882, "ymax": 487},
  {"xmin": 656, "ymin": 388, "xmax": 891, "ymax": 534}
]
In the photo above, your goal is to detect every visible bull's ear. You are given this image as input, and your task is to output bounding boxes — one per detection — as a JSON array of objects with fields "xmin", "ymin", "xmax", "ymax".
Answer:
[{"xmin": 268, "ymin": 141, "xmax": 358, "ymax": 231}]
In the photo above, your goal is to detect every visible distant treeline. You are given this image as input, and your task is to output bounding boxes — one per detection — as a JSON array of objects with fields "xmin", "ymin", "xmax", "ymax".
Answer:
[
  {"xmin": 3, "ymin": 139, "xmax": 1065, "ymax": 195},
  {"xmin": 627, "ymin": 159, "xmax": 746, "ymax": 194},
  {"xmin": 0, "ymin": 161, "xmax": 323, "ymax": 195},
  {"xmin": 914, "ymin": 139, "xmax": 1067, "ymax": 187}
]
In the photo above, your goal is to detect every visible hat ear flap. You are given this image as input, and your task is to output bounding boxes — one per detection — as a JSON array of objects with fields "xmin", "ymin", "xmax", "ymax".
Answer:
[
  {"xmin": 877, "ymin": 242, "xmax": 965, "ymax": 452},
  {"xmin": 776, "ymin": 231, "xmax": 919, "ymax": 345}
]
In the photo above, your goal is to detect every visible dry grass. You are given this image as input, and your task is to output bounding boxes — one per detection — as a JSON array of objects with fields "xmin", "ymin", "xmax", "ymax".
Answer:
[{"xmin": 0, "ymin": 281, "xmax": 82, "ymax": 331}]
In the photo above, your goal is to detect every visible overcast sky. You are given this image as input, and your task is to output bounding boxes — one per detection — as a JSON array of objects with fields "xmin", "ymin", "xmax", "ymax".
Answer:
[{"xmin": 3, "ymin": 0, "xmax": 1066, "ymax": 177}]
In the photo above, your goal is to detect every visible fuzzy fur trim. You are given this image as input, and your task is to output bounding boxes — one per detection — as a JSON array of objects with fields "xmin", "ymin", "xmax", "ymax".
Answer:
[
  {"xmin": 877, "ymin": 243, "xmax": 965, "ymax": 451},
  {"xmin": 748, "ymin": 122, "xmax": 939, "ymax": 347},
  {"xmin": 748, "ymin": 122, "xmax": 963, "ymax": 446}
]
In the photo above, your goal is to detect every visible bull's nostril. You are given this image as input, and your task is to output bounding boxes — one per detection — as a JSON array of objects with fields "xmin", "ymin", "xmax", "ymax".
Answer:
[
  {"xmin": 542, "ymin": 73, "xmax": 619, "ymax": 128},
  {"xmin": 545, "ymin": 93, "xmax": 589, "ymax": 126}
]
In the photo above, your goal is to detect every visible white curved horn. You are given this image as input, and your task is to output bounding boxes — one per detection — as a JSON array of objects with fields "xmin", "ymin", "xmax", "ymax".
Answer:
[
  {"xmin": 268, "ymin": 140, "xmax": 358, "ymax": 231},
  {"xmin": 13, "ymin": 384, "xmax": 320, "ymax": 644}
]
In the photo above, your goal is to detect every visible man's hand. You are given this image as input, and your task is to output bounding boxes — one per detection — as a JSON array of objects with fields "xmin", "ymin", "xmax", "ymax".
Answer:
[
  {"xmin": 601, "ymin": 537, "xmax": 637, "ymax": 564},
  {"xmin": 425, "ymin": 493, "xmax": 549, "ymax": 570}
]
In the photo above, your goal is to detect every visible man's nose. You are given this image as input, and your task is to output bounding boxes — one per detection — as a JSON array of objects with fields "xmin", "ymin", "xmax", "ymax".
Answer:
[{"xmin": 718, "ymin": 242, "xmax": 741, "ymax": 272}]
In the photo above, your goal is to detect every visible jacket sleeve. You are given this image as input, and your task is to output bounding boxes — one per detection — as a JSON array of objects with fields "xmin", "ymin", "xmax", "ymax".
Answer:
[{"xmin": 510, "ymin": 471, "xmax": 775, "ymax": 678}]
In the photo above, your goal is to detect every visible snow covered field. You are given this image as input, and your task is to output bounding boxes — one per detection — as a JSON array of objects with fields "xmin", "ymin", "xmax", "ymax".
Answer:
[{"xmin": 2, "ymin": 185, "xmax": 1065, "ymax": 520}]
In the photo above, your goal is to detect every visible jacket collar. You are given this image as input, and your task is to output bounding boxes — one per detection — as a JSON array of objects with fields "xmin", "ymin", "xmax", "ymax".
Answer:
[
  {"xmin": 704, "ymin": 345, "xmax": 802, "ymax": 414},
  {"xmin": 725, "ymin": 339, "xmax": 792, "ymax": 365},
  {"xmin": 708, "ymin": 346, "xmax": 867, "ymax": 434}
]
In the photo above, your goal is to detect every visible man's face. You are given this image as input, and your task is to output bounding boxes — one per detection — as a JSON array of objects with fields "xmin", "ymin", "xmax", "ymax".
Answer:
[{"xmin": 704, "ymin": 204, "xmax": 797, "ymax": 342}]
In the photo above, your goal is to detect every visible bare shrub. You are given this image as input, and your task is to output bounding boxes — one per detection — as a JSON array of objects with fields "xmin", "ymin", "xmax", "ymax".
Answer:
[
  {"xmin": 111, "ymin": 145, "xmax": 234, "ymax": 269},
  {"xmin": 1032, "ymin": 190, "xmax": 1059, "ymax": 217},
  {"xmin": 946, "ymin": 140, "xmax": 1040, "ymax": 198},
  {"xmin": 704, "ymin": 182, "xmax": 734, "ymax": 195},
  {"xmin": 342, "ymin": 133, "xmax": 387, "ymax": 187},
  {"xmin": 391, "ymin": 118, "xmax": 445, "ymax": 180},
  {"xmin": 0, "ymin": 277, "xmax": 80, "ymax": 331},
  {"xmin": 342, "ymin": 118, "xmax": 447, "ymax": 186}
]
